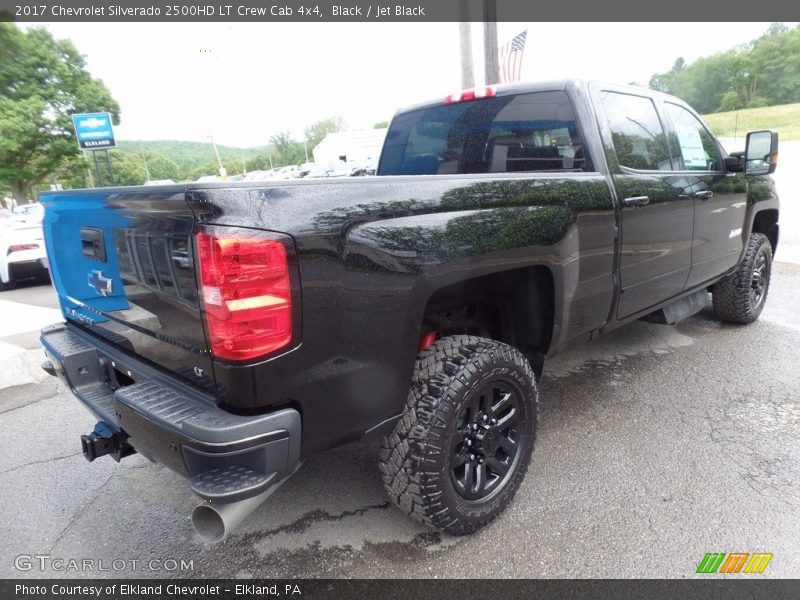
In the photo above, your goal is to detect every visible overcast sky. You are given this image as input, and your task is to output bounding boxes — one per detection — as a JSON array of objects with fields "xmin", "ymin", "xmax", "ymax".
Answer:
[{"xmin": 33, "ymin": 22, "xmax": 797, "ymax": 148}]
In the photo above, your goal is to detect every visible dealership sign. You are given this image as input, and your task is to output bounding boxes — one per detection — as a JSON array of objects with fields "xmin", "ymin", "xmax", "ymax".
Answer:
[{"xmin": 71, "ymin": 112, "xmax": 117, "ymax": 149}]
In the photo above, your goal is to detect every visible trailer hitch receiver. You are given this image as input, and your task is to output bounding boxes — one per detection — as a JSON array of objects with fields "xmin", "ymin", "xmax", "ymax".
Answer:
[{"xmin": 81, "ymin": 421, "xmax": 136, "ymax": 463}]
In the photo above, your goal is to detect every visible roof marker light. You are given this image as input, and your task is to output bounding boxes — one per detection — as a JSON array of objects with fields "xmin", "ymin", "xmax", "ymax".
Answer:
[{"xmin": 444, "ymin": 86, "xmax": 497, "ymax": 105}]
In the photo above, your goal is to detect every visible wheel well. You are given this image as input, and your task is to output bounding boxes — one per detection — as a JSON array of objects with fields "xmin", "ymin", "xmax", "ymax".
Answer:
[
  {"xmin": 421, "ymin": 266, "xmax": 554, "ymax": 376},
  {"xmin": 752, "ymin": 209, "xmax": 779, "ymax": 253}
]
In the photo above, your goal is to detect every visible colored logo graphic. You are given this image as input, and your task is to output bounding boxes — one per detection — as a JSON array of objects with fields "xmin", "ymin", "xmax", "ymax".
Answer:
[{"xmin": 696, "ymin": 552, "xmax": 773, "ymax": 574}]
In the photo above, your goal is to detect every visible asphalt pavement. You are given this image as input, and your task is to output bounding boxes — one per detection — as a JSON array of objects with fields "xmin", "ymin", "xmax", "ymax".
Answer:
[{"xmin": 0, "ymin": 259, "xmax": 798, "ymax": 578}]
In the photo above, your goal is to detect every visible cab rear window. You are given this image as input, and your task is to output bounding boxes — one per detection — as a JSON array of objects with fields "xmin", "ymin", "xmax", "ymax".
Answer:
[{"xmin": 378, "ymin": 91, "xmax": 589, "ymax": 176}]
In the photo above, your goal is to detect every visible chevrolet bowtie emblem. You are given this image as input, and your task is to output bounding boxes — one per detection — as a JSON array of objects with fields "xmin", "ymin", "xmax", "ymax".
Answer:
[{"xmin": 88, "ymin": 270, "xmax": 113, "ymax": 297}]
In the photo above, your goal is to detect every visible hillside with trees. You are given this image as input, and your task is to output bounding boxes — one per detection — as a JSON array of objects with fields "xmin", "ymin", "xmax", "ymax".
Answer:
[
  {"xmin": 117, "ymin": 140, "xmax": 269, "ymax": 175},
  {"xmin": 650, "ymin": 23, "xmax": 800, "ymax": 114}
]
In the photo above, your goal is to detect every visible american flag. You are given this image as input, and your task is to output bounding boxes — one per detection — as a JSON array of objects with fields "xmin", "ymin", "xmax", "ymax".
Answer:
[{"xmin": 499, "ymin": 30, "xmax": 527, "ymax": 83}]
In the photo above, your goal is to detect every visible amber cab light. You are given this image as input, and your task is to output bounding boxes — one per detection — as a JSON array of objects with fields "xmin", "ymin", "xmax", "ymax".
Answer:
[{"xmin": 196, "ymin": 229, "xmax": 292, "ymax": 361}]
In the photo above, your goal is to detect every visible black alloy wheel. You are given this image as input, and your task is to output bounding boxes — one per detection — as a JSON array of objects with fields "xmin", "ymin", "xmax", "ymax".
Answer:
[{"xmin": 451, "ymin": 381, "xmax": 525, "ymax": 502}]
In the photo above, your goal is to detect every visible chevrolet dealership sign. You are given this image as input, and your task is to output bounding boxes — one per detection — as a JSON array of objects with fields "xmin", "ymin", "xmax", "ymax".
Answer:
[{"xmin": 71, "ymin": 112, "xmax": 117, "ymax": 150}]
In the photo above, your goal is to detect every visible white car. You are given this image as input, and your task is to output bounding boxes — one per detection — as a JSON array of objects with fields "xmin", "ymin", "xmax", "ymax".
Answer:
[{"xmin": 0, "ymin": 208, "xmax": 48, "ymax": 290}]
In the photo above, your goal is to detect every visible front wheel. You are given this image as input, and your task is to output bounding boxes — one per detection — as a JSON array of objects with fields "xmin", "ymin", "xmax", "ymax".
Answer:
[
  {"xmin": 379, "ymin": 335, "xmax": 538, "ymax": 535},
  {"xmin": 712, "ymin": 233, "xmax": 772, "ymax": 324}
]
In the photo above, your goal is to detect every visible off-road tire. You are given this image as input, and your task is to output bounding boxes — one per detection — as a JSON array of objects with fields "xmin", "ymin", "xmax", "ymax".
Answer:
[
  {"xmin": 379, "ymin": 335, "xmax": 538, "ymax": 535},
  {"xmin": 712, "ymin": 233, "xmax": 772, "ymax": 324}
]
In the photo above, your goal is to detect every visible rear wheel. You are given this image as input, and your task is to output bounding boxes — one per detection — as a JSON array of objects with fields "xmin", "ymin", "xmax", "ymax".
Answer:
[
  {"xmin": 712, "ymin": 233, "xmax": 772, "ymax": 324},
  {"xmin": 379, "ymin": 335, "xmax": 538, "ymax": 535}
]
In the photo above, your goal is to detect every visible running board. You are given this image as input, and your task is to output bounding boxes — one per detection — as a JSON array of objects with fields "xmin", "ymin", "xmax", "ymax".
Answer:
[{"xmin": 640, "ymin": 290, "xmax": 709, "ymax": 325}]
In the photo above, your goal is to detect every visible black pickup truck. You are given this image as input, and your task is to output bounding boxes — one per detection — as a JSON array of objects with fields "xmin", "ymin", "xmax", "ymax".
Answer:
[{"xmin": 39, "ymin": 80, "xmax": 779, "ymax": 543}]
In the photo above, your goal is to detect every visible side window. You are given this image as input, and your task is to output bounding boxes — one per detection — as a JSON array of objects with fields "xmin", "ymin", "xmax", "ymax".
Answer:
[
  {"xmin": 600, "ymin": 91, "xmax": 673, "ymax": 171},
  {"xmin": 664, "ymin": 102, "xmax": 721, "ymax": 171}
]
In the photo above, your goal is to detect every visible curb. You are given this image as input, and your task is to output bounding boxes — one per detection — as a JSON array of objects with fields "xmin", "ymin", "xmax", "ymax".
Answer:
[{"xmin": 0, "ymin": 344, "xmax": 48, "ymax": 391}]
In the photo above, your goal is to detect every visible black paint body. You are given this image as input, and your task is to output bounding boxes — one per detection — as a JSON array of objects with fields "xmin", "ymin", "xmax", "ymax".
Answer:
[{"xmin": 40, "ymin": 80, "xmax": 779, "ymax": 459}]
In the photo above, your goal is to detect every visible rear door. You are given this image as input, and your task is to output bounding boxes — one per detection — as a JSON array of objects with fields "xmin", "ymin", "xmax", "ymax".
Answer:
[
  {"xmin": 592, "ymin": 85, "xmax": 694, "ymax": 319},
  {"xmin": 661, "ymin": 101, "xmax": 748, "ymax": 287}
]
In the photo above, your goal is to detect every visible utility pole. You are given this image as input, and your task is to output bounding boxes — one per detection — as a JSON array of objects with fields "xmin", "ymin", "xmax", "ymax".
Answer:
[
  {"xmin": 240, "ymin": 148, "xmax": 248, "ymax": 174},
  {"xmin": 83, "ymin": 151, "xmax": 95, "ymax": 188},
  {"xmin": 209, "ymin": 131, "xmax": 226, "ymax": 179},
  {"xmin": 458, "ymin": 0, "xmax": 474, "ymax": 89},
  {"xmin": 483, "ymin": 0, "xmax": 499, "ymax": 85}
]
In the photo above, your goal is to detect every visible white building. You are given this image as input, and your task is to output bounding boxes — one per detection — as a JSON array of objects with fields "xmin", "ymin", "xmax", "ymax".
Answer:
[{"xmin": 312, "ymin": 128, "xmax": 388, "ymax": 167}]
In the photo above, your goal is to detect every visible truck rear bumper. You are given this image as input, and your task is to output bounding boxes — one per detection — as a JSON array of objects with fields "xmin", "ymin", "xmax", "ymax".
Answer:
[{"xmin": 40, "ymin": 322, "xmax": 301, "ymax": 503}]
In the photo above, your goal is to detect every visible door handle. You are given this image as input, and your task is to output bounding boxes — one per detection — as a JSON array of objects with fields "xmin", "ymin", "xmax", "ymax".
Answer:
[
  {"xmin": 80, "ymin": 227, "xmax": 106, "ymax": 262},
  {"xmin": 622, "ymin": 196, "xmax": 650, "ymax": 208},
  {"xmin": 693, "ymin": 190, "xmax": 714, "ymax": 201}
]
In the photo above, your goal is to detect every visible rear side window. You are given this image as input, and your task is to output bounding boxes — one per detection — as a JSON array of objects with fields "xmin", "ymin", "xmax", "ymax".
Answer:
[
  {"xmin": 378, "ymin": 91, "xmax": 589, "ymax": 175},
  {"xmin": 600, "ymin": 91, "xmax": 673, "ymax": 171},
  {"xmin": 664, "ymin": 102, "xmax": 721, "ymax": 171}
]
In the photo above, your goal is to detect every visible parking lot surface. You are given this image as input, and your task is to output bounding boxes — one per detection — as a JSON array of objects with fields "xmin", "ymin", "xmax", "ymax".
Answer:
[{"xmin": 1, "ymin": 259, "xmax": 798, "ymax": 578}]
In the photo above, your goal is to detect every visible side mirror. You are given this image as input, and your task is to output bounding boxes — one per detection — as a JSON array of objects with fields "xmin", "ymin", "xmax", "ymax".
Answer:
[{"xmin": 744, "ymin": 130, "xmax": 778, "ymax": 175}]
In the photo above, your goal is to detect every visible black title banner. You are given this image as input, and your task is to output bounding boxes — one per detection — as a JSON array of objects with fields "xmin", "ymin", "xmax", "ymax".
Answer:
[{"xmin": 1, "ymin": 0, "xmax": 799, "ymax": 22}]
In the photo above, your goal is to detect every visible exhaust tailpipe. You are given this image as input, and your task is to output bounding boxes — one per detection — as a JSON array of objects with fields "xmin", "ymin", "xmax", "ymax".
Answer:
[{"xmin": 192, "ymin": 476, "xmax": 289, "ymax": 544}]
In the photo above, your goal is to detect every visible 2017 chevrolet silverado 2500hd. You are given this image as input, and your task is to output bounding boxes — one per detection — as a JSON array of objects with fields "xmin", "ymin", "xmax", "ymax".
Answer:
[{"xmin": 39, "ymin": 80, "xmax": 779, "ymax": 542}]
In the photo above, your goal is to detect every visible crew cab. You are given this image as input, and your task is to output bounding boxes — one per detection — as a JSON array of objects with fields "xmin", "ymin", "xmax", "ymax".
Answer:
[{"xmin": 39, "ymin": 80, "xmax": 779, "ymax": 542}]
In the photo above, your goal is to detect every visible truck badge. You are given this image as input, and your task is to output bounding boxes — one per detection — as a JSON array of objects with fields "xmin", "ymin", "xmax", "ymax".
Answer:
[{"xmin": 88, "ymin": 270, "xmax": 113, "ymax": 296}]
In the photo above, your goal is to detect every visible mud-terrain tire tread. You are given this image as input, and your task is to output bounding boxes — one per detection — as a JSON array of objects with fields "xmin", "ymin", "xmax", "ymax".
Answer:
[
  {"xmin": 379, "ymin": 334, "xmax": 538, "ymax": 535},
  {"xmin": 712, "ymin": 233, "xmax": 772, "ymax": 324}
]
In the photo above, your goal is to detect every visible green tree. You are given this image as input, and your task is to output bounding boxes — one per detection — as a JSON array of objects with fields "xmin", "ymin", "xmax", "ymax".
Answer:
[
  {"xmin": 0, "ymin": 23, "xmax": 120, "ymax": 201},
  {"xmin": 188, "ymin": 163, "xmax": 221, "ymax": 181},
  {"xmin": 304, "ymin": 117, "xmax": 346, "ymax": 150},
  {"xmin": 109, "ymin": 152, "xmax": 146, "ymax": 186},
  {"xmin": 748, "ymin": 23, "xmax": 800, "ymax": 106},
  {"xmin": 269, "ymin": 131, "xmax": 305, "ymax": 166},
  {"xmin": 373, "ymin": 121, "xmax": 389, "ymax": 129},
  {"xmin": 244, "ymin": 154, "xmax": 272, "ymax": 171},
  {"xmin": 649, "ymin": 24, "xmax": 800, "ymax": 113},
  {"xmin": 141, "ymin": 153, "xmax": 180, "ymax": 181}
]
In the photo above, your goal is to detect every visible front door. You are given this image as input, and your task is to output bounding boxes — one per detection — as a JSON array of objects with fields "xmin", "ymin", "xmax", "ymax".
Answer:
[
  {"xmin": 661, "ymin": 101, "xmax": 748, "ymax": 288},
  {"xmin": 595, "ymin": 87, "xmax": 694, "ymax": 319}
]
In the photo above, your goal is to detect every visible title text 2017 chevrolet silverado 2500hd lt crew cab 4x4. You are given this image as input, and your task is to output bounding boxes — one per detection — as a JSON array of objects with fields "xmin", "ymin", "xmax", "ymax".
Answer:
[{"xmin": 39, "ymin": 80, "xmax": 779, "ymax": 542}]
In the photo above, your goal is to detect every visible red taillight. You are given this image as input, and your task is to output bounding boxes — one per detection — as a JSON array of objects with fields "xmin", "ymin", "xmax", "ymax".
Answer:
[
  {"xmin": 196, "ymin": 229, "xmax": 293, "ymax": 361},
  {"xmin": 7, "ymin": 243, "xmax": 39, "ymax": 254},
  {"xmin": 444, "ymin": 86, "xmax": 497, "ymax": 104}
]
